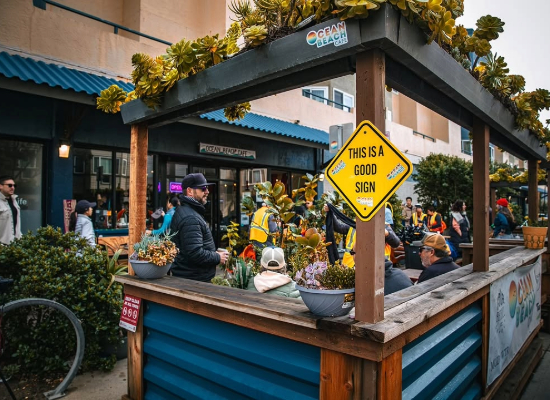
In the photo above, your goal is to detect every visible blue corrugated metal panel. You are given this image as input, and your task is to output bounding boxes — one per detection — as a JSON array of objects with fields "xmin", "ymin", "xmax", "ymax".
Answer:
[
  {"xmin": 200, "ymin": 110, "xmax": 329, "ymax": 145},
  {"xmin": 402, "ymin": 304, "xmax": 483, "ymax": 400},
  {"xmin": 0, "ymin": 51, "xmax": 134, "ymax": 95},
  {"xmin": 143, "ymin": 302, "xmax": 320, "ymax": 400}
]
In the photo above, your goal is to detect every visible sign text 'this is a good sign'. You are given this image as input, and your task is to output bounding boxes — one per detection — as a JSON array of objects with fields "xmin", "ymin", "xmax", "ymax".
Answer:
[{"xmin": 325, "ymin": 121, "xmax": 413, "ymax": 221}]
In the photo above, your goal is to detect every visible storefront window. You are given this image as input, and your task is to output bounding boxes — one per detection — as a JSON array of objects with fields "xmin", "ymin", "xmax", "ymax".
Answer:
[
  {"xmin": 271, "ymin": 170, "xmax": 289, "ymax": 189},
  {"xmin": 191, "ymin": 166, "xmax": 216, "ymax": 180},
  {"xmin": 0, "ymin": 139, "xmax": 43, "ymax": 233},
  {"xmin": 219, "ymin": 179, "xmax": 237, "ymax": 248},
  {"xmin": 72, "ymin": 148, "xmax": 132, "ymax": 230}
]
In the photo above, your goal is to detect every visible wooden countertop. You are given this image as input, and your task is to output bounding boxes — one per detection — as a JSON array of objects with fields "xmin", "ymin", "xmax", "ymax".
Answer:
[{"xmin": 117, "ymin": 246, "xmax": 546, "ymax": 358}]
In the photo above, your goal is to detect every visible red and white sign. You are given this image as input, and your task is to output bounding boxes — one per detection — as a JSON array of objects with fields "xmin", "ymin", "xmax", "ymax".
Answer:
[
  {"xmin": 63, "ymin": 199, "xmax": 76, "ymax": 233},
  {"xmin": 119, "ymin": 295, "xmax": 141, "ymax": 332}
]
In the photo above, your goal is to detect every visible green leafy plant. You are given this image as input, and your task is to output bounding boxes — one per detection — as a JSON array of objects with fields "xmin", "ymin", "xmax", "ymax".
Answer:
[
  {"xmin": 413, "ymin": 153, "xmax": 473, "ymax": 221},
  {"xmin": 255, "ymin": 181, "xmax": 297, "ymax": 247},
  {"xmin": 102, "ymin": 249, "xmax": 128, "ymax": 291},
  {"xmin": 0, "ymin": 226, "xmax": 123, "ymax": 374}
]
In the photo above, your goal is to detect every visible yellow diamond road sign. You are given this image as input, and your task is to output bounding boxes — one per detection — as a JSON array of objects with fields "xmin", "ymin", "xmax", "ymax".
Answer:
[{"xmin": 325, "ymin": 120, "xmax": 413, "ymax": 222}]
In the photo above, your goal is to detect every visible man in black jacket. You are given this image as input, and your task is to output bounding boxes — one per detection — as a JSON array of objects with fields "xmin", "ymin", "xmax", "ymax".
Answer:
[
  {"xmin": 413, "ymin": 233, "xmax": 459, "ymax": 284},
  {"xmin": 170, "ymin": 173, "xmax": 228, "ymax": 282}
]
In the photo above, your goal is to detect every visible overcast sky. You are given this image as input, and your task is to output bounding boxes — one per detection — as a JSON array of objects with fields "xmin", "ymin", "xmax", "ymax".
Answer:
[{"xmin": 459, "ymin": 0, "xmax": 550, "ymax": 123}]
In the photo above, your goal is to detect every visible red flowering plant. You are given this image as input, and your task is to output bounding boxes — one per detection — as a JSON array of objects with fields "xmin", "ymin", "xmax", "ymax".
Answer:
[{"xmin": 131, "ymin": 230, "xmax": 179, "ymax": 267}]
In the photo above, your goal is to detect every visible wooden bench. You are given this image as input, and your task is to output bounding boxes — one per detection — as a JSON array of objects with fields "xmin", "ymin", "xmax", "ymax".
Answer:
[
  {"xmin": 459, "ymin": 242, "xmax": 518, "ymax": 266},
  {"xmin": 402, "ymin": 268, "xmax": 422, "ymax": 283},
  {"xmin": 97, "ymin": 236, "xmax": 129, "ymax": 263}
]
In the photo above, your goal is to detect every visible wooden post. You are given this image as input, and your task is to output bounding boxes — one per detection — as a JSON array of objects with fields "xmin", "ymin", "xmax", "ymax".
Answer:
[
  {"xmin": 528, "ymin": 159, "xmax": 539, "ymax": 223},
  {"xmin": 320, "ymin": 349, "xmax": 376, "ymax": 399},
  {"xmin": 547, "ymin": 169, "xmax": 550, "ymax": 255},
  {"xmin": 127, "ymin": 301, "xmax": 144, "ymax": 400},
  {"xmin": 129, "ymin": 123, "xmax": 149, "ymax": 274},
  {"xmin": 355, "ymin": 49, "xmax": 386, "ymax": 323},
  {"xmin": 472, "ymin": 117, "xmax": 489, "ymax": 272},
  {"xmin": 490, "ymin": 187, "xmax": 496, "ymax": 225},
  {"xmin": 377, "ymin": 350, "xmax": 402, "ymax": 400}
]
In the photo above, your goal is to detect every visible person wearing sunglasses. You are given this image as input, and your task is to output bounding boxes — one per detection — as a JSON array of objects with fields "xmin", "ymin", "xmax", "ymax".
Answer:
[
  {"xmin": 412, "ymin": 233, "xmax": 459, "ymax": 284},
  {"xmin": 170, "ymin": 173, "xmax": 228, "ymax": 282},
  {"xmin": 0, "ymin": 176, "xmax": 21, "ymax": 245}
]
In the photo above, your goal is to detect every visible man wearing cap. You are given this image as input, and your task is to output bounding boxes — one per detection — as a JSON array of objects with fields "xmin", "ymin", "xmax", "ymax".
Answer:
[
  {"xmin": 0, "ymin": 175, "xmax": 21, "ymax": 245},
  {"xmin": 410, "ymin": 204, "xmax": 427, "ymax": 228},
  {"xmin": 170, "ymin": 173, "xmax": 228, "ymax": 282},
  {"xmin": 413, "ymin": 233, "xmax": 459, "ymax": 284}
]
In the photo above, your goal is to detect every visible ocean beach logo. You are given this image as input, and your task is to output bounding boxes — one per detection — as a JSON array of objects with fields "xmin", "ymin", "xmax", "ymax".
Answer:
[
  {"xmin": 306, "ymin": 21, "xmax": 348, "ymax": 48},
  {"xmin": 330, "ymin": 160, "xmax": 346, "ymax": 175}
]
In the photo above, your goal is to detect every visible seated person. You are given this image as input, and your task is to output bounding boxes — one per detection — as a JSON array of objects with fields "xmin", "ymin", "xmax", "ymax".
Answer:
[
  {"xmin": 246, "ymin": 247, "xmax": 300, "ymax": 298},
  {"xmin": 413, "ymin": 233, "xmax": 459, "ymax": 284}
]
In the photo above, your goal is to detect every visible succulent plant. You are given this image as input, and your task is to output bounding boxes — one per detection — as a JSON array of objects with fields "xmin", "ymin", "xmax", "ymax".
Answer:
[
  {"xmin": 224, "ymin": 102, "xmax": 251, "ymax": 121},
  {"xmin": 96, "ymin": 85, "xmax": 128, "ymax": 114},
  {"xmin": 474, "ymin": 15, "xmax": 505, "ymax": 41},
  {"xmin": 243, "ymin": 24, "xmax": 269, "ymax": 47}
]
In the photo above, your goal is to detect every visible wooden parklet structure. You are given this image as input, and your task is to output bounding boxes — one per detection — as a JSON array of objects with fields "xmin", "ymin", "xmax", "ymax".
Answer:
[{"xmin": 117, "ymin": 5, "xmax": 550, "ymax": 399}]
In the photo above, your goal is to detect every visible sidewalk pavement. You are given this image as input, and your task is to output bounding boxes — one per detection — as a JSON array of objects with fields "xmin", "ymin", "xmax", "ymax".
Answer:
[
  {"xmin": 520, "ymin": 330, "xmax": 550, "ymax": 399},
  {"xmin": 63, "ymin": 358, "xmax": 127, "ymax": 400}
]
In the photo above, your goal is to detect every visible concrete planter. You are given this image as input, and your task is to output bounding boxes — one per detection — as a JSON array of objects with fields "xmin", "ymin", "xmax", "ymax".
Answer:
[
  {"xmin": 130, "ymin": 260, "xmax": 171, "ymax": 279},
  {"xmin": 296, "ymin": 286, "xmax": 355, "ymax": 317}
]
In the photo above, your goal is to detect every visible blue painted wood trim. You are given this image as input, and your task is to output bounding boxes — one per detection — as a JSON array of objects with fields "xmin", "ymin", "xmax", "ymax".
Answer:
[
  {"xmin": 402, "ymin": 304, "xmax": 483, "ymax": 400},
  {"xmin": 143, "ymin": 302, "xmax": 320, "ymax": 400}
]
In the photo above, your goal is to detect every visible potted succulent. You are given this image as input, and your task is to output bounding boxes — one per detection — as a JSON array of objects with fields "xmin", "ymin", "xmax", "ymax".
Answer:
[
  {"xmin": 130, "ymin": 231, "xmax": 178, "ymax": 279},
  {"xmin": 294, "ymin": 261, "xmax": 355, "ymax": 317}
]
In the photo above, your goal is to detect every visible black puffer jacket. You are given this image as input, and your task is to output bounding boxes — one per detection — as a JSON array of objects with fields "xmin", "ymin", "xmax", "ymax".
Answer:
[{"xmin": 170, "ymin": 196, "xmax": 220, "ymax": 282}]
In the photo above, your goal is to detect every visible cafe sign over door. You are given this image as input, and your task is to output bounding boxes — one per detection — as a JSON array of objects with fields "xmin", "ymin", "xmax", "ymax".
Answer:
[{"xmin": 200, "ymin": 143, "xmax": 256, "ymax": 160}]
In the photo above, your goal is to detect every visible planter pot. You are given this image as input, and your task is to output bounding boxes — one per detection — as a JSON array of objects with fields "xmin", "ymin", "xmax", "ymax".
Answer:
[
  {"xmin": 296, "ymin": 286, "xmax": 355, "ymax": 317},
  {"xmin": 130, "ymin": 260, "xmax": 171, "ymax": 279},
  {"xmin": 522, "ymin": 226, "xmax": 548, "ymax": 249}
]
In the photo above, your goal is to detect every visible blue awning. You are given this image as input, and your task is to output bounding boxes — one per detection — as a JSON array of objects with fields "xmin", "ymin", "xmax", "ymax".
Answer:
[
  {"xmin": 200, "ymin": 109, "xmax": 329, "ymax": 145},
  {"xmin": 0, "ymin": 52, "xmax": 329, "ymax": 146},
  {"xmin": 0, "ymin": 51, "xmax": 134, "ymax": 95}
]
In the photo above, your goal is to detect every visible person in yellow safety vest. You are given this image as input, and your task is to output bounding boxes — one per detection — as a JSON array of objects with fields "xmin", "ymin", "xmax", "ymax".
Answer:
[
  {"xmin": 324, "ymin": 203, "xmax": 401, "ymax": 269},
  {"xmin": 410, "ymin": 204, "xmax": 427, "ymax": 228},
  {"xmin": 426, "ymin": 205, "xmax": 445, "ymax": 233},
  {"xmin": 249, "ymin": 204, "xmax": 278, "ymax": 247},
  {"xmin": 342, "ymin": 226, "xmax": 395, "ymax": 268}
]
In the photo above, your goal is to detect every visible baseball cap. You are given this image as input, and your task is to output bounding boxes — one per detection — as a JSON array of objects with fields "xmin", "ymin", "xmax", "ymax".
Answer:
[
  {"xmin": 75, "ymin": 200, "xmax": 96, "ymax": 214},
  {"xmin": 181, "ymin": 173, "xmax": 215, "ymax": 190},
  {"xmin": 260, "ymin": 247, "xmax": 286, "ymax": 270},
  {"xmin": 151, "ymin": 208, "xmax": 164, "ymax": 219},
  {"xmin": 412, "ymin": 233, "xmax": 450, "ymax": 254}
]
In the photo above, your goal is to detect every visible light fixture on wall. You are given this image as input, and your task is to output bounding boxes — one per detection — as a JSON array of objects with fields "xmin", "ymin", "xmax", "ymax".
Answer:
[
  {"xmin": 318, "ymin": 173, "xmax": 325, "ymax": 182},
  {"xmin": 58, "ymin": 141, "xmax": 71, "ymax": 158}
]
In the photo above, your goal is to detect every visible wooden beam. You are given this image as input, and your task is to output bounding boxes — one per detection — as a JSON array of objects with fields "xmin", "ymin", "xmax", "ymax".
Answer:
[
  {"xmin": 355, "ymin": 49, "xmax": 386, "ymax": 323},
  {"xmin": 472, "ymin": 117, "xmax": 490, "ymax": 272},
  {"xmin": 129, "ymin": 123, "xmax": 148, "ymax": 274},
  {"xmin": 320, "ymin": 349, "xmax": 373, "ymax": 399},
  {"xmin": 490, "ymin": 188, "xmax": 496, "ymax": 225},
  {"xmin": 547, "ymin": 169, "xmax": 550, "ymax": 255},
  {"xmin": 127, "ymin": 300, "xmax": 144, "ymax": 400},
  {"xmin": 528, "ymin": 160, "xmax": 539, "ymax": 223},
  {"xmin": 377, "ymin": 349, "xmax": 402, "ymax": 400}
]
